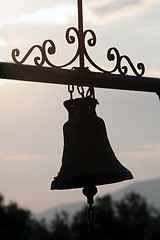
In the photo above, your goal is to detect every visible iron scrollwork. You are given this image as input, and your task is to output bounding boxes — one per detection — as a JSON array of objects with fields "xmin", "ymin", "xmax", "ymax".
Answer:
[
  {"xmin": 12, "ymin": 39, "xmax": 56, "ymax": 67},
  {"xmin": 11, "ymin": 1, "xmax": 145, "ymax": 77}
]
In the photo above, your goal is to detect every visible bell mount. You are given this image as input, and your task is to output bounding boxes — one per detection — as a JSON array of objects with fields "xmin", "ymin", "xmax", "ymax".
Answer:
[
  {"xmin": 0, "ymin": 1, "xmax": 159, "ymax": 240},
  {"xmin": 11, "ymin": 0, "xmax": 145, "ymax": 77}
]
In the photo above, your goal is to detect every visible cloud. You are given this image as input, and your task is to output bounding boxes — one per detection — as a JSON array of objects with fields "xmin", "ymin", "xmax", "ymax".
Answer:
[
  {"xmin": 0, "ymin": 152, "xmax": 55, "ymax": 161},
  {"xmin": 124, "ymin": 143, "xmax": 160, "ymax": 161},
  {"xmin": 121, "ymin": 142, "xmax": 160, "ymax": 180},
  {"xmin": 145, "ymin": 69, "xmax": 160, "ymax": 78},
  {"xmin": 141, "ymin": 24, "xmax": 160, "ymax": 36},
  {"xmin": 86, "ymin": 0, "xmax": 160, "ymax": 24},
  {"xmin": 0, "ymin": 39, "xmax": 7, "ymax": 47},
  {"xmin": 19, "ymin": 3, "xmax": 76, "ymax": 25}
]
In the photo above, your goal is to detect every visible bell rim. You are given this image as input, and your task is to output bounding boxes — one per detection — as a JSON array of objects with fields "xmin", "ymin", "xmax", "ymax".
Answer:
[{"xmin": 50, "ymin": 170, "xmax": 133, "ymax": 190}]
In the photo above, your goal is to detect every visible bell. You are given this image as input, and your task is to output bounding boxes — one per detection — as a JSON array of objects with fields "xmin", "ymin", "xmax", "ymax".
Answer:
[{"xmin": 51, "ymin": 96, "xmax": 133, "ymax": 190}]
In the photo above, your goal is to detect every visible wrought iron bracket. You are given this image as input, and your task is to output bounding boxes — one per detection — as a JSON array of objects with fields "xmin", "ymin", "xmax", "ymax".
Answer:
[
  {"xmin": 0, "ymin": 62, "xmax": 159, "ymax": 93},
  {"xmin": 0, "ymin": 0, "xmax": 160, "ymax": 94},
  {"xmin": 11, "ymin": 0, "xmax": 145, "ymax": 77}
]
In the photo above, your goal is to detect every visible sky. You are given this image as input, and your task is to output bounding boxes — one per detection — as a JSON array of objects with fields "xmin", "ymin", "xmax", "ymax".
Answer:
[{"xmin": 0, "ymin": 0, "xmax": 160, "ymax": 214}]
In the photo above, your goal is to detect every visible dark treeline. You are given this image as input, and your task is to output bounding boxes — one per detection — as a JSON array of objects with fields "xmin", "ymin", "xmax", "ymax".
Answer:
[{"xmin": 1, "ymin": 192, "xmax": 160, "ymax": 239}]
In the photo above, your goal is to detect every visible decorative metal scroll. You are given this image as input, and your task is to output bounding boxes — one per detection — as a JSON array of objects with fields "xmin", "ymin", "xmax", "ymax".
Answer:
[{"xmin": 11, "ymin": 0, "xmax": 145, "ymax": 77}]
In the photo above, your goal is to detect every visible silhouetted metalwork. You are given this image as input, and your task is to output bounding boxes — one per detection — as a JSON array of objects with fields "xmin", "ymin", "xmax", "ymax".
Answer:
[
  {"xmin": 1, "ymin": 62, "xmax": 159, "ymax": 92},
  {"xmin": 11, "ymin": 0, "xmax": 145, "ymax": 77},
  {"xmin": 1, "ymin": 1, "xmax": 159, "ymax": 93},
  {"xmin": 50, "ymin": 94, "xmax": 133, "ymax": 239},
  {"xmin": 83, "ymin": 186, "xmax": 98, "ymax": 240},
  {"xmin": 0, "ymin": 1, "xmax": 158, "ymax": 239},
  {"xmin": 51, "ymin": 96, "xmax": 133, "ymax": 190}
]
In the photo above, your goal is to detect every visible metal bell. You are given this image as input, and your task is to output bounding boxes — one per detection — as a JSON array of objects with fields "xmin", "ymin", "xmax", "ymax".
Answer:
[{"xmin": 51, "ymin": 97, "xmax": 133, "ymax": 190}]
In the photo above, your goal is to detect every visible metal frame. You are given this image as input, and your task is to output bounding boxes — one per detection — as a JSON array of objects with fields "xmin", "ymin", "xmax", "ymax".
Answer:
[{"xmin": 0, "ymin": 0, "xmax": 160, "ymax": 94}]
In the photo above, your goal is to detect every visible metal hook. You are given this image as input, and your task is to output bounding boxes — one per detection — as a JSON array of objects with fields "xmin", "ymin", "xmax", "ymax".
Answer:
[
  {"xmin": 68, "ymin": 85, "xmax": 74, "ymax": 99},
  {"xmin": 77, "ymin": 85, "xmax": 85, "ymax": 98},
  {"xmin": 86, "ymin": 87, "xmax": 95, "ymax": 98}
]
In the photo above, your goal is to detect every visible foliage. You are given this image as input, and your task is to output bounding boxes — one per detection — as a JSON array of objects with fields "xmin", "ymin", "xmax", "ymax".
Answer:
[
  {"xmin": 50, "ymin": 192, "xmax": 160, "ymax": 240},
  {"xmin": 1, "ymin": 191, "xmax": 160, "ymax": 239},
  {"xmin": 0, "ymin": 194, "xmax": 50, "ymax": 240},
  {"xmin": 50, "ymin": 211, "xmax": 72, "ymax": 240}
]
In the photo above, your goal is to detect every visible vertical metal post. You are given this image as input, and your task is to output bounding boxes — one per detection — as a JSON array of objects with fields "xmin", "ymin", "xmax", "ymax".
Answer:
[
  {"xmin": 77, "ymin": 0, "xmax": 85, "ymax": 68},
  {"xmin": 83, "ymin": 186, "xmax": 98, "ymax": 240}
]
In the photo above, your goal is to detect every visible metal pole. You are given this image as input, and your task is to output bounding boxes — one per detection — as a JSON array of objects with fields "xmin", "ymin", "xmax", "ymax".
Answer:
[
  {"xmin": 78, "ymin": 0, "xmax": 85, "ymax": 68},
  {"xmin": 0, "ymin": 62, "xmax": 160, "ymax": 93}
]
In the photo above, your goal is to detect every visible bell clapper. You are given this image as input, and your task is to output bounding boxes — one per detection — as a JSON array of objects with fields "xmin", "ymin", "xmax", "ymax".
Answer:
[{"xmin": 82, "ymin": 186, "xmax": 98, "ymax": 240}]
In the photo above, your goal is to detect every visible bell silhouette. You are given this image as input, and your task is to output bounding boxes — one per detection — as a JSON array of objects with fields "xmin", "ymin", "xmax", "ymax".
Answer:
[{"xmin": 51, "ymin": 97, "xmax": 133, "ymax": 190}]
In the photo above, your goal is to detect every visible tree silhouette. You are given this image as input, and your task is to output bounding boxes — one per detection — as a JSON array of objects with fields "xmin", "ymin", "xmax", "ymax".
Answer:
[
  {"xmin": 50, "ymin": 191, "xmax": 160, "ymax": 240},
  {"xmin": 115, "ymin": 192, "xmax": 154, "ymax": 240},
  {"xmin": 94, "ymin": 194, "xmax": 118, "ymax": 239},
  {"xmin": 71, "ymin": 206, "xmax": 89, "ymax": 240},
  {"xmin": 50, "ymin": 211, "xmax": 72, "ymax": 240},
  {"xmin": 0, "ymin": 195, "xmax": 51, "ymax": 240},
  {"xmin": 1, "ymin": 191, "xmax": 160, "ymax": 239}
]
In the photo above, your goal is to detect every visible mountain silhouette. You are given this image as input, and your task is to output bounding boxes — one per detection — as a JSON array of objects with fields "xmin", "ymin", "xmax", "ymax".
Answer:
[
  {"xmin": 112, "ymin": 177, "xmax": 160, "ymax": 209},
  {"xmin": 36, "ymin": 177, "xmax": 160, "ymax": 224}
]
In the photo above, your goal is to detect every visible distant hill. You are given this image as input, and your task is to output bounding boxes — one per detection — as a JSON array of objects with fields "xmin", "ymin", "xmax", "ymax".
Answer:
[
  {"xmin": 112, "ymin": 177, "xmax": 160, "ymax": 209},
  {"xmin": 36, "ymin": 177, "xmax": 160, "ymax": 224},
  {"xmin": 36, "ymin": 201, "xmax": 85, "ymax": 225}
]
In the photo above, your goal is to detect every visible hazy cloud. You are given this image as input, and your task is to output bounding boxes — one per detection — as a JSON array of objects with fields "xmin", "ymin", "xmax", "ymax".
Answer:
[
  {"xmin": 122, "ymin": 142, "xmax": 160, "ymax": 181},
  {"xmin": 0, "ymin": 152, "xmax": 55, "ymax": 161},
  {"xmin": 86, "ymin": 0, "xmax": 160, "ymax": 24},
  {"xmin": 124, "ymin": 143, "xmax": 160, "ymax": 161},
  {"xmin": 145, "ymin": 69, "xmax": 160, "ymax": 78},
  {"xmin": 19, "ymin": 3, "xmax": 76, "ymax": 25},
  {"xmin": 0, "ymin": 39, "xmax": 7, "ymax": 47}
]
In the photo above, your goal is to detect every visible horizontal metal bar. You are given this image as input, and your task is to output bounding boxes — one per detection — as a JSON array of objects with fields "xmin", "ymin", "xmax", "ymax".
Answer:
[{"xmin": 0, "ymin": 62, "xmax": 160, "ymax": 93}]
